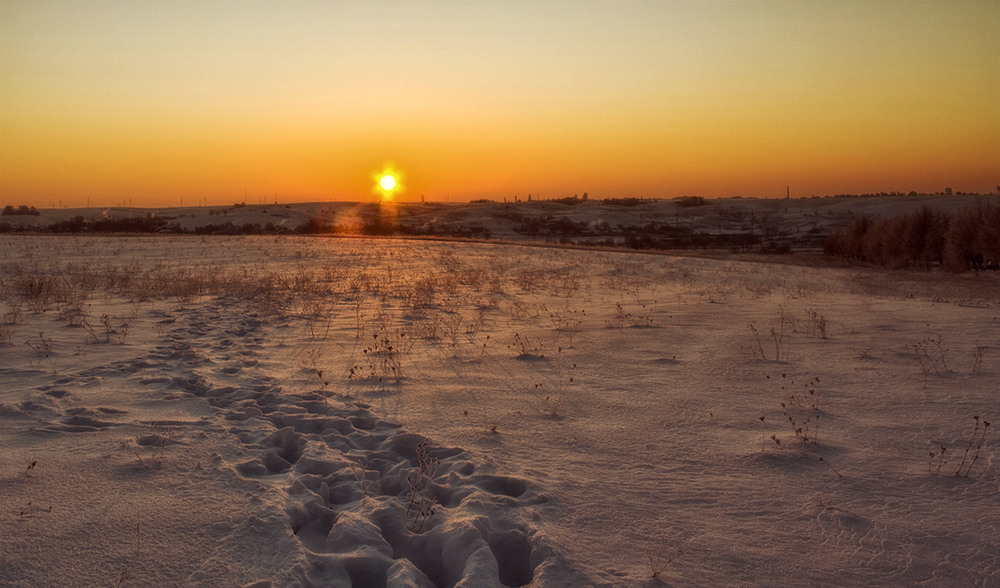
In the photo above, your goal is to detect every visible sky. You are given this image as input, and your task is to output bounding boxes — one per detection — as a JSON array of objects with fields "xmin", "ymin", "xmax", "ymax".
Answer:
[{"xmin": 1, "ymin": 0, "xmax": 998, "ymax": 207}]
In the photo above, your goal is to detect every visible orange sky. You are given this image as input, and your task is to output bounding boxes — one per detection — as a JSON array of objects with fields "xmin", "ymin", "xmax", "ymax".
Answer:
[{"xmin": 2, "ymin": 1, "xmax": 998, "ymax": 207}]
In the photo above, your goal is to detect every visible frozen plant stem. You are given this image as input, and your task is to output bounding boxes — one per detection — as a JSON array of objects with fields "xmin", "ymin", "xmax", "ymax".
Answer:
[
  {"xmin": 647, "ymin": 537, "xmax": 682, "ymax": 579},
  {"xmin": 120, "ymin": 439, "xmax": 146, "ymax": 468},
  {"xmin": 405, "ymin": 441, "xmax": 440, "ymax": 532},
  {"xmin": 818, "ymin": 456, "xmax": 842, "ymax": 479},
  {"xmin": 954, "ymin": 416, "xmax": 980, "ymax": 476},
  {"xmin": 966, "ymin": 421, "xmax": 990, "ymax": 475},
  {"xmin": 972, "ymin": 342, "xmax": 989, "ymax": 374},
  {"xmin": 350, "ymin": 459, "xmax": 376, "ymax": 498},
  {"xmin": 749, "ymin": 323, "xmax": 766, "ymax": 360},
  {"xmin": 928, "ymin": 445, "xmax": 946, "ymax": 475},
  {"xmin": 955, "ymin": 416, "xmax": 990, "ymax": 477}
]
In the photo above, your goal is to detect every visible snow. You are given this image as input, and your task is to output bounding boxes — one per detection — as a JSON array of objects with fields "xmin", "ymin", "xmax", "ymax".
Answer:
[{"xmin": 1, "ymin": 233, "xmax": 997, "ymax": 587}]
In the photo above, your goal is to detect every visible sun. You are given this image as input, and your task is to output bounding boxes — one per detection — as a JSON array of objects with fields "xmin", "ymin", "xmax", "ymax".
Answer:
[
  {"xmin": 379, "ymin": 173, "xmax": 396, "ymax": 192},
  {"xmin": 371, "ymin": 163, "xmax": 404, "ymax": 201}
]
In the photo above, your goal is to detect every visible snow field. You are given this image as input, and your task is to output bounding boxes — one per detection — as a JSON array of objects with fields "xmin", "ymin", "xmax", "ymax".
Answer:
[{"xmin": 1, "ymin": 234, "xmax": 998, "ymax": 587}]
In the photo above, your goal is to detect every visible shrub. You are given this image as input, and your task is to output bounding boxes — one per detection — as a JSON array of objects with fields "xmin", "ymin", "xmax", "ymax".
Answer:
[
  {"xmin": 2, "ymin": 205, "xmax": 40, "ymax": 216},
  {"xmin": 674, "ymin": 196, "xmax": 709, "ymax": 207}
]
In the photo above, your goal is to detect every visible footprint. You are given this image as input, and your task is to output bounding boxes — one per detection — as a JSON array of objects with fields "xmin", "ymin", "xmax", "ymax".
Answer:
[
  {"xmin": 47, "ymin": 414, "xmax": 117, "ymax": 433},
  {"xmin": 490, "ymin": 528, "xmax": 535, "ymax": 587},
  {"xmin": 264, "ymin": 427, "xmax": 307, "ymax": 467}
]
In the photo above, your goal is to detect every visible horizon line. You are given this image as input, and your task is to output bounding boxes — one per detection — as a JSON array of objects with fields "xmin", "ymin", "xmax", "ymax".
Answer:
[{"xmin": 8, "ymin": 189, "xmax": 1000, "ymax": 211}]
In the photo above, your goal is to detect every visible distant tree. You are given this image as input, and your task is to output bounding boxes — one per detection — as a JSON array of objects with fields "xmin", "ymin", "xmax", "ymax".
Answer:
[
  {"xmin": 873, "ymin": 216, "xmax": 907, "ymax": 267},
  {"xmin": 49, "ymin": 216, "xmax": 87, "ymax": 232},
  {"xmin": 827, "ymin": 198, "xmax": 998, "ymax": 271},
  {"xmin": 943, "ymin": 202, "xmax": 983, "ymax": 271},
  {"xmin": 902, "ymin": 205, "xmax": 948, "ymax": 267},
  {"xmin": 978, "ymin": 204, "xmax": 1000, "ymax": 265},
  {"xmin": 1, "ymin": 204, "xmax": 39, "ymax": 216},
  {"xmin": 944, "ymin": 187, "xmax": 953, "ymax": 196},
  {"xmin": 675, "ymin": 196, "xmax": 708, "ymax": 208}
]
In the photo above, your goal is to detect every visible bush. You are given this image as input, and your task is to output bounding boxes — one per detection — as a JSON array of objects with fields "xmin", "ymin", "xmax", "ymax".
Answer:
[
  {"xmin": 2, "ymin": 205, "xmax": 40, "ymax": 216},
  {"xmin": 602, "ymin": 197, "xmax": 647, "ymax": 207},
  {"xmin": 674, "ymin": 196, "xmax": 709, "ymax": 208}
]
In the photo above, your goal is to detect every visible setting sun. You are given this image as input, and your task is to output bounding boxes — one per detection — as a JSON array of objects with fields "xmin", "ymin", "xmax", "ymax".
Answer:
[
  {"xmin": 372, "ymin": 163, "xmax": 404, "ymax": 201},
  {"xmin": 379, "ymin": 174, "xmax": 396, "ymax": 192}
]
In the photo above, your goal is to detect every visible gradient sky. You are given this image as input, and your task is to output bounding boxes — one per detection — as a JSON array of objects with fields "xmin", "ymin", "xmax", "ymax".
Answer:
[{"xmin": 2, "ymin": 0, "xmax": 998, "ymax": 207}]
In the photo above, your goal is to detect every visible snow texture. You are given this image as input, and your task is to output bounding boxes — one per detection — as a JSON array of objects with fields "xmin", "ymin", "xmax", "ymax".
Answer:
[{"xmin": 1, "ymin": 233, "xmax": 997, "ymax": 587}]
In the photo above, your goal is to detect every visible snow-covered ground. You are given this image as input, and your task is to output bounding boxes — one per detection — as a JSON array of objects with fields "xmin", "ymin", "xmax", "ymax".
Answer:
[{"xmin": 1, "ymin": 234, "xmax": 997, "ymax": 587}]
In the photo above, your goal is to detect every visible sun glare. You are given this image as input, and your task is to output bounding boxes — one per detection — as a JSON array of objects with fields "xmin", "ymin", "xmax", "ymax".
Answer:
[
  {"xmin": 380, "ymin": 174, "xmax": 396, "ymax": 192},
  {"xmin": 372, "ymin": 163, "xmax": 404, "ymax": 201}
]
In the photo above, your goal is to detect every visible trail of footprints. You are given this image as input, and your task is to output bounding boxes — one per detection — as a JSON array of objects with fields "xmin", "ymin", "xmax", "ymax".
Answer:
[
  {"xmin": 32, "ymin": 300, "xmax": 554, "ymax": 587},
  {"xmin": 230, "ymin": 393, "xmax": 547, "ymax": 588}
]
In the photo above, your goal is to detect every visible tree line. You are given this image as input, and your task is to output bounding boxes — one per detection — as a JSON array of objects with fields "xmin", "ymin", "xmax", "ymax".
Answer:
[
  {"xmin": 2, "ymin": 205, "xmax": 40, "ymax": 216},
  {"xmin": 823, "ymin": 200, "xmax": 1000, "ymax": 271}
]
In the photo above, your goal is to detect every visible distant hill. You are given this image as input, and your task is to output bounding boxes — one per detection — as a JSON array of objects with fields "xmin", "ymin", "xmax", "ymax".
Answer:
[{"xmin": 1, "ymin": 195, "xmax": 995, "ymax": 259}]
